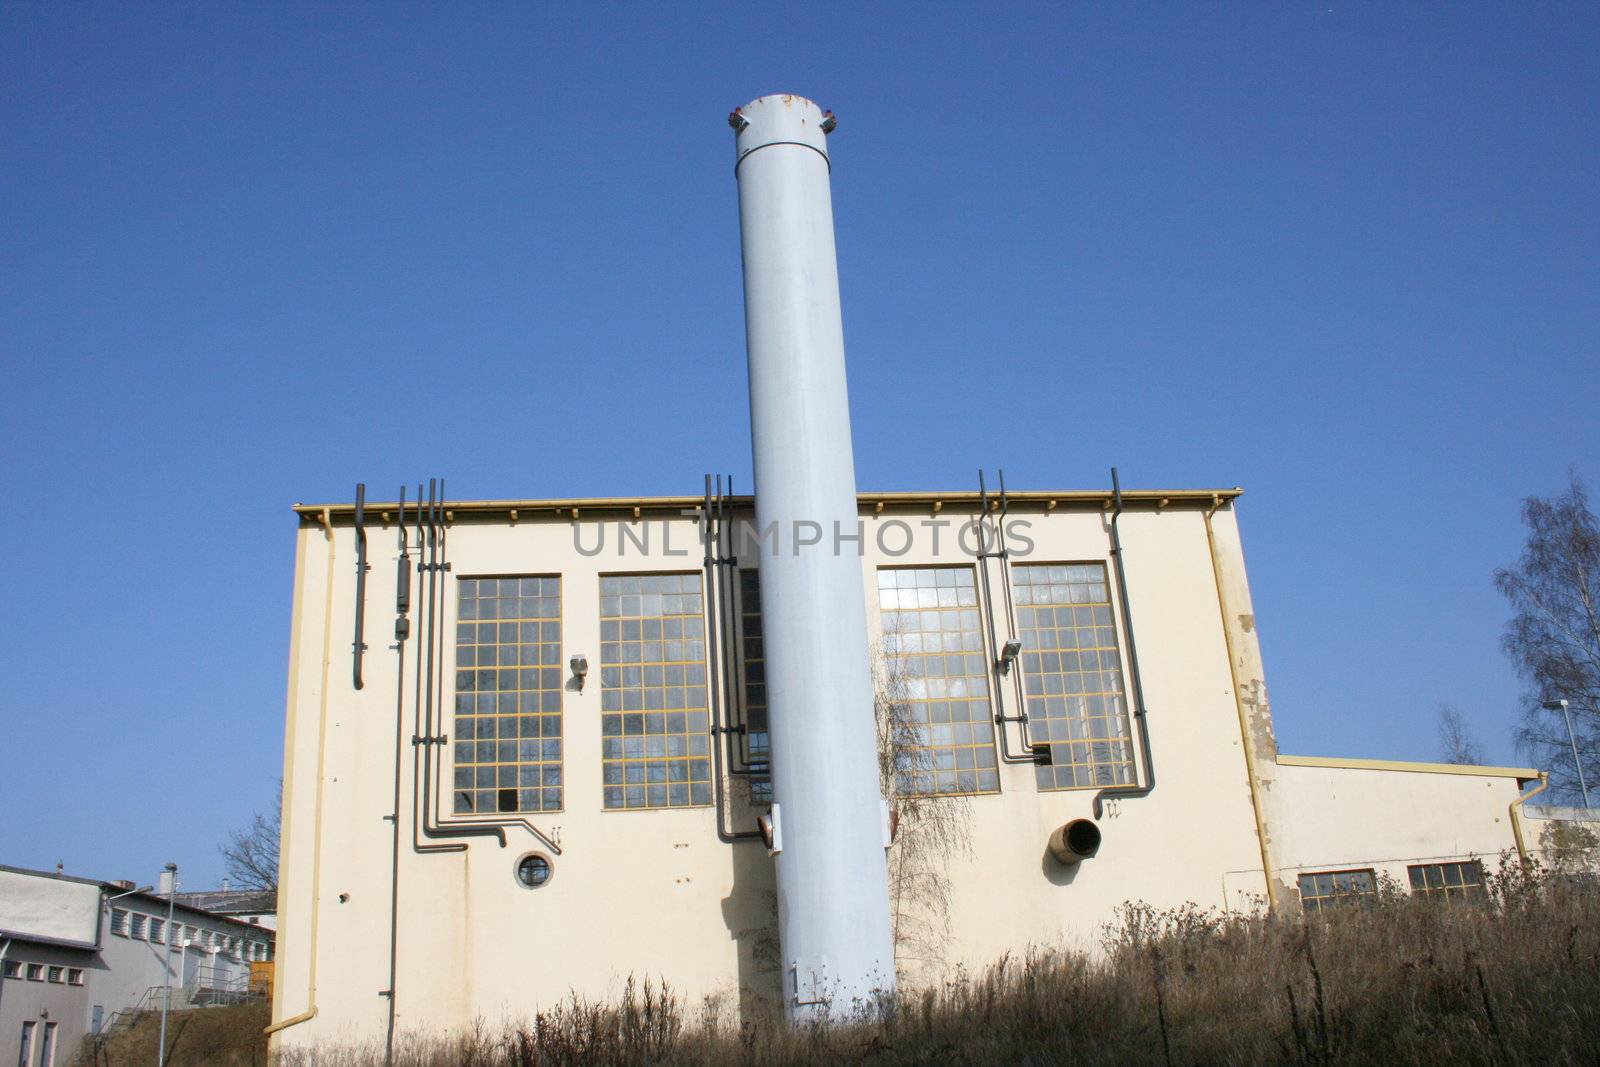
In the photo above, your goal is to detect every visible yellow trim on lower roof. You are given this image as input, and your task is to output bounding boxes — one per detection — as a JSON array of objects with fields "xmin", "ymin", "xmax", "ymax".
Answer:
[{"xmin": 1276, "ymin": 753, "xmax": 1540, "ymax": 781}]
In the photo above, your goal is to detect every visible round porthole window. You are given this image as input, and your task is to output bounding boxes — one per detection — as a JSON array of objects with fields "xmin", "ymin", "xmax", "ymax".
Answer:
[{"xmin": 514, "ymin": 853, "xmax": 553, "ymax": 889}]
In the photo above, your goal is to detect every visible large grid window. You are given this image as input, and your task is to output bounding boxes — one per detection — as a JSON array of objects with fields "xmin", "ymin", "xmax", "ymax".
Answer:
[
  {"xmin": 1408, "ymin": 861, "xmax": 1485, "ymax": 901},
  {"xmin": 599, "ymin": 573, "xmax": 713, "ymax": 810},
  {"xmin": 1297, "ymin": 869, "xmax": 1377, "ymax": 913},
  {"xmin": 737, "ymin": 570, "xmax": 772, "ymax": 803},
  {"xmin": 1014, "ymin": 564, "xmax": 1137, "ymax": 790},
  {"xmin": 453, "ymin": 577, "xmax": 564, "ymax": 815},
  {"xmin": 876, "ymin": 567, "xmax": 1000, "ymax": 796}
]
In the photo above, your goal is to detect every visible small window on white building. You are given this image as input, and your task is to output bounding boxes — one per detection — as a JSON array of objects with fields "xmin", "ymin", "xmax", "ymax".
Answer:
[
  {"xmin": 130, "ymin": 913, "xmax": 147, "ymax": 939},
  {"xmin": 1408, "ymin": 861, "xmax": 1486, "ymax": 902},
  {"xmin": 68, "ymin": 968, "xmax": 84, "ymax": 986},
  {"xmin": 1, "ymin": 961, "xmax": 19, "ymax": 979},
  {"xmin": 110, "ymin": 908, "xmax": 128, "ymax": 936},
  {"xmin": 149, "ymin": 917, "xmax": 165, "ymax": 943},
  {"xmin": 1297, "ymin": 869, "xmax": 1377, "ymax": 913},
  {"xmin": 25, "ymin": 964, "xmax": 43, "ymax": 981},
  {"xmin": 47, "ymin": 966, "xmax": 63, "ymax": 984},
  {"xmin": 171, "ymin": 923, "xmax": 185, "ymax": 946}
]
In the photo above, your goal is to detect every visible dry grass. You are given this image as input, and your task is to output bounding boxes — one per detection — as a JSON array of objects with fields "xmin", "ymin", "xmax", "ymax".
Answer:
[
  {"xmin": 108, "ymin": 863, "xmax": 1600, "ymax": 1066},
  {"xmin": 76, "ymin": 1001, "xmax": 271, "ymax": 1067}
]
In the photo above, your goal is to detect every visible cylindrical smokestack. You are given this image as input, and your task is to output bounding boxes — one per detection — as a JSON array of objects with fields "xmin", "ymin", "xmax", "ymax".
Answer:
[{"xmin": 730, "ymin": 94, "xmax": 897, "ymax": 1020}]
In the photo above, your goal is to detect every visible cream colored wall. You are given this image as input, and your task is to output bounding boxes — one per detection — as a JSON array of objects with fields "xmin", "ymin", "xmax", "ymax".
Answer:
[
  {"xmin": 274, "ymin": 512, "xmax": 782, "ymax": 1052},
  {"xmin": 272, "ymin": 498, "xmax": 1513, "ymax": 1052},
  {"xmin": 1269, "ymin": 761, "xmax": 1525, "ymax": 889},
  {"xmin": 850, "ymin": 504, "xmax": 1272, "ymax": 973}
]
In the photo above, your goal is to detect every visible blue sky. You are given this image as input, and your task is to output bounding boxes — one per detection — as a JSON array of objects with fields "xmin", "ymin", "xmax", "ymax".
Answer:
[{"xmin": 2, "ymin": 4, "xmax": 1595, "ymax": 888}]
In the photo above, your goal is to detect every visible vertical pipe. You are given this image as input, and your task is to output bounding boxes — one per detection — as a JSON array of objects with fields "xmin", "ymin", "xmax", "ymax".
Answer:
[
  {"xmin": 1092, "ymin": 468, "xmax": 1157, "ymax": 818},
  {"xmin": 384, "ymin": 488, "xmax": 409, "ymax": 1064},
  {"xmin": 158, "ymin": 863, "xmax": 177, "ymax": 1067},
  {"xmin": 730, "ymin": 94, "xmax": 896, "ymax": 1019},
  {"xmin": 353, "ymin": 484, "xmax": 368, "ymax": 690}
]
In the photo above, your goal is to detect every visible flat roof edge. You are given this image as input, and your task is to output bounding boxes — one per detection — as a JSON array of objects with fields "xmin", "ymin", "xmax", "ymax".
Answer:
[
  {"xmin": 291, "ymin": 487, "xmax": 1245, "ymax": 521},
  {"xmin": 0, "ymin": 928, "xmax": 98, "ymax": 952},
  {"xmin": 1277, "ymin": 753, "xmax": 1541, "ymax": 781}
]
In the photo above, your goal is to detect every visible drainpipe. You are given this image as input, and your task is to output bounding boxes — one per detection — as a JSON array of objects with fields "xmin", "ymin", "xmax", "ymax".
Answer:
[
  {"xmin": 1092, "ymin": 469, "xmax": 1157, "ymax": 819},
  {"xmin": 1204, "ymin": 495, "xmax": 1280, "ymax": 911},
  {"xmin": 266, "ymin": 509, "xmax": 337, "ymax": 1038},
  {"xmin": 1510, "ymin": 771, "xmax": 1552, "ymax": 867},
  {"xmin": 0, "ymin": 938, "xmax": 11, "ymax": 1034}
]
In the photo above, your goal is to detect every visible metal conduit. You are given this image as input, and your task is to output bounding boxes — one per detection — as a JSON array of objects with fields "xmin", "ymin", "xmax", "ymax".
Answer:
[
  {"xmin": 703, "ymin": 475, "xmax": 762, "ymax": 843},
  {"xmin": 382, "ymin": 488, "xmax": 408, "ymax": 1065},
  {"xmin": 408, "ymin": 479, "xmax": 560, "ymax": 854},
  {"xmin": 408, "ymin": 480, "xmax": 491, "ymax": 853},
  {"xmin": 977, "ymin": 470, "xmax": 1046, "ymax": 766},
  {"xmin": 1091, "ymin": 467, "xmax": 1157, "ymax": 819},
  {"xmin": 714, "ymin": 478, "xmax": 769, "ymax": 779},
  {"xmin": 994, "ymin": 470, "xmax": 1040, "ymax": 753},
  {"xmin": 353, "ymin": 483, "xmax": 369, "ymax": 690}
]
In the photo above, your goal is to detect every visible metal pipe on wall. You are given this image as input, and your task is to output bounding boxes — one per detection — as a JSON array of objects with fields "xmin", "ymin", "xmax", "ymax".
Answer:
[
  {"xmin": 353, "ymin": 483, "xmax": 369, "ymax": 690},
  {"xmin": 730, "ymin": 94, "xmax": 896, "ymax": 1019},
  {"xmin": 383, "ymin": 487, "xmax": 410, "ymax": 1064},
  {"xmin": 1092, "ymin": 468, "xmax": 1157, "ymax": 819},
  {"xmin": 713, "ymin": 477, "xmax": 769, "ymax": 780},
  {"xmin": 977, "ymin": 470, "xmax": 1045, "ymax": 766},
  {"xmin": 703, "ymin": 475, "xmax": 762, "ymax": 843}
]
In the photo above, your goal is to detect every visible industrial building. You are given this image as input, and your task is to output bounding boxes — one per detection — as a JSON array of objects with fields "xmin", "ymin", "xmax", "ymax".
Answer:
[
  {"xmin": 268, "ymin": 95, "xmax": 1570, "ymax": 1053},
  {"xmin": 1, "ymin": 865, "xmax": 275, "ymax": 1065}
]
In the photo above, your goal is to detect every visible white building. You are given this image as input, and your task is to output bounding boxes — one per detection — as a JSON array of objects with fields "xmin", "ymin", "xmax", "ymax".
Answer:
[
  {"xmin": 175, "ymin": 889, "xmax": 278, "ymax": 932},
  {"xmin": 1, "ymin": 865, "xmax": 276, "ymax": 1066},
  {"xmin": 268, "ymin": 485, "xmax": 1557, "ymax": 1053},
  {"xmin": 269, "ymin": 91, "xmax": 1572, "ymax": 1053}
]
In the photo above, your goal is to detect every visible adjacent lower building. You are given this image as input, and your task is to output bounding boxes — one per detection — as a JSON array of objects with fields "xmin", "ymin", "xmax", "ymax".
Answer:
[
  {"xmin": 269, "ymin": 486, "xmax": 1563, "ymax": 1053},
  {"xmin": 1, "ymin": 865, "xmax": 276, "ymax": 1066},
  {"xmin": 175, "ymin": 888, "xmax": 278, "ymax": 932}
]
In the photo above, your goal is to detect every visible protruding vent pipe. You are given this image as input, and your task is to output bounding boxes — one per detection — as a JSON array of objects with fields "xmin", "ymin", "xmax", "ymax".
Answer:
[
  {"xmin": 730, "ymin": 94, "xmax": 897, "ymax": 1020},
  {"xmin": 1048, "ymin": 819, "xmax": 1102, "ymax": 865}
]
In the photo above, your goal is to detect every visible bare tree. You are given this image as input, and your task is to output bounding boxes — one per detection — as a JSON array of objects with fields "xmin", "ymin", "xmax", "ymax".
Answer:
[
  {"xmin": 1496, "ymin": 472, "xmax": 1600, "ymax": 805},
  {"xmin": 872, "ymin": 638, "xmax": 971, "ymax": 983},
  {"xmin": 220, "ymin": 780, "xmax": 281, "ymax": 892},
  {"xmin": 1436, "ymin": 704, "xmax": 1483, "ymax": 765}
]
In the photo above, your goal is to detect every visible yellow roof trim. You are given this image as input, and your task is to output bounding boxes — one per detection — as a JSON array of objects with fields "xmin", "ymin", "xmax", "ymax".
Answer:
[
  {"xmin": 1276, "ymin": 753, "xmax": 1540, "ymax": 782},
  {"xmin": 292, "ymin": 487, "xmax": 1244, "ymax": 522}
]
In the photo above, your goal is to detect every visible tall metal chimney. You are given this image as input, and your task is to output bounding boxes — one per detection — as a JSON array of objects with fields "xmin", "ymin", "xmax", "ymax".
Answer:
[{"xmin": 729, "ymin": 94, "xmax": 897, "ymax": 1019}]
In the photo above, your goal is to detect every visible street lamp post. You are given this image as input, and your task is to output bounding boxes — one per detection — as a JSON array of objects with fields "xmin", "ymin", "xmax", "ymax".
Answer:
[
  {"xmin": 157, "ymin": 863, "xmax": 177, "ymax": 1067},
  {"xmin": 1543, "ymin": 699, "xmax": 1591, "ymax": 809}
]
